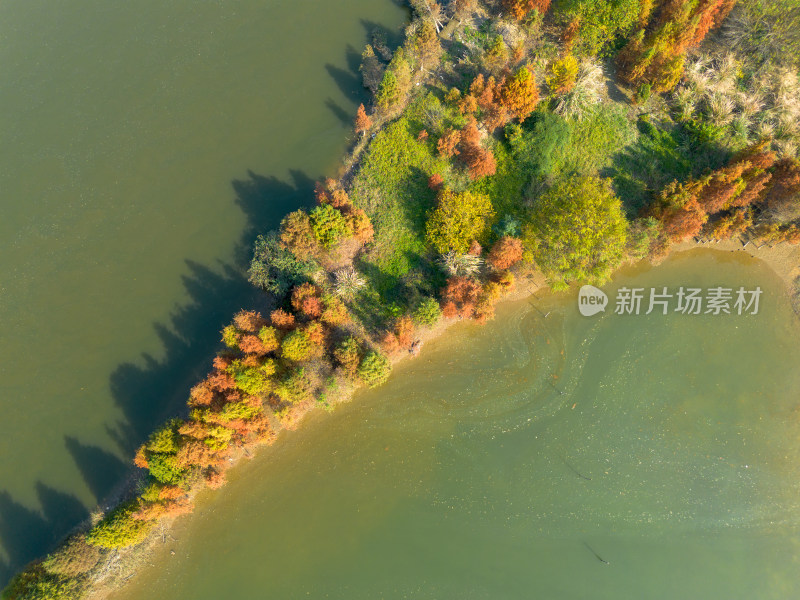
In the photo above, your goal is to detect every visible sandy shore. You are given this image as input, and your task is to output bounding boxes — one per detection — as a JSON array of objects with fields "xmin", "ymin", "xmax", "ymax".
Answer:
[{"xmin": 673, "ymin": 238, "xmax": 800, "ymax": 289}]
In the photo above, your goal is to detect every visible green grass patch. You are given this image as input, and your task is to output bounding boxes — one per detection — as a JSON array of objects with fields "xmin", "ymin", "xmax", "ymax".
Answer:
[
  {"xmin": 350, "ymin": 111, "xmax": 452, "ymax": 304},
  {"xmin": 467, "ymin": 139, "xmax": 528, "ymax": 225},
  {"xmin": 604, "ymin": 115, "xmax": 734, "ymax": 214},
  {"xmin": 507, "ymin": 104, "xmax": 637, "ymax": 193}
]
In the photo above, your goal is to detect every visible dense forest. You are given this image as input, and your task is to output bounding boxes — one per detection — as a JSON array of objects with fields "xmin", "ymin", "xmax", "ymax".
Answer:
[{"xmin": 5, "ymin": 0, "xmax": 800, "ymax": 598}]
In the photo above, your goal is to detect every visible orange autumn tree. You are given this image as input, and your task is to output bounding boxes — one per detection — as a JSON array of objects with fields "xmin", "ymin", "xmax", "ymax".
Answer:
[
  {"xmin": 617, "ymin": 0, "xmax": 737, "ymax": 91},
  {"xmin": 458, "ymin": 118, "xmax": 497, "ymax": 180},
  {"xmin": 441, "ymin": 276, "xmax": 482, "ymax": 318},
  {"xmin": 501, "ymin": 66, "xmax": 539, "ymax": 123},
  {"xmin": 354, "ymin": 103, "xmax": 372, "ymax": 134},
  {"xmin": 648, "ymin": 142, "xmax": 778, "ymax": 243},
  {"xmin": 381, "ymin": 315, "xmax": 416, "ymax": 354},
  {"xmin": 503, "ymin": 0, "xmax": 551, "ymax": 20},
  {"xmin": 487, "ymin": 236, "xmax": 524, "ymax": 270}
]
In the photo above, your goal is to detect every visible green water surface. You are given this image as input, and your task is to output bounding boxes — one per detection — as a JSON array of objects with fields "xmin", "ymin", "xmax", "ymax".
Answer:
[
  {"xmin": 0, "ymin": 0, "xmax": 407, "ymax": 583},
  {"xmin": 117, "ymin": 249, "xmax": 800, "ymax": 599}
]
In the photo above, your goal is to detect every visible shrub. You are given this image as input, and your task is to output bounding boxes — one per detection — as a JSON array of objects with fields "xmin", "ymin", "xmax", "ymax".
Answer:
[
  {"xmin": 310, "ymin": 204, "xmax": 352, "ymax": 248},
  {"xmin": 553, "ymin": 58, "xmax": 603, "ymax": 121},
  {"xmin": 412, "ymin": 297, "xmax": 442, "ymax": 327},
  {"xmin": 547, "ymin": 55, "xmax": 579, "ymax": 95},
  {"xmin": 333, "ymin": 266, "xmax": 366, "ymax": 299},
  {"xmin": 437, "ymin": 251, "xmax": 484, "ymax": 276},
  {"xmin": 86, "ymin": 503, "xmax": 154, "ymax": 549},
  {"xmin": 281, "ymin": 330, "xmax": 314, "ymax": 362},
  {"xmin": 334, "ymin": 337, "xmax": 362, "ymax": 376},
  {"xmin": 635, "ymin": 83, "xmax": 651, "ymax": 105},
  {"xmin": 357, "ymin": 351, "xmax": 392, "ymax": 388},
  {"xmin": 723, "ymin": 0, "xmax": 800, "ymax": 70},
  {"xmin": 426, "ymin": 189, "xmax": 494, "ymax": 253}
]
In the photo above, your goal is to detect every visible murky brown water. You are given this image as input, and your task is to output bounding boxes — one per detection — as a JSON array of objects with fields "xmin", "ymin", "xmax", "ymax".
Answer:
[{"xmin": 119, "ymin": 249, "xmax": 800, "ymax": 599}]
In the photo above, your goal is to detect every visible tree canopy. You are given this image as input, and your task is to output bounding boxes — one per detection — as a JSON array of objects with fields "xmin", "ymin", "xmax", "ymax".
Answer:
[
  {"xmin": 426, "ymin": 188, "xmax": 494, "ymax": 253},
  {"xmin": 523, "ymin": 176, "xmax": 628, "ymax": 286}
]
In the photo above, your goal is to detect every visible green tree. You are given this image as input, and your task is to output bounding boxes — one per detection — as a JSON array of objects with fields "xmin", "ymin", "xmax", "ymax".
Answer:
[
  {"xmin": 310, "ymin": 204, "xmax": 352, "ymax": 248},
  {"xmin": 227, "ymin": 359, "xmax": 276, "ymax": 395},
  {"xmin": 412, "ymin": 297, "xmax": 443, "ymax": 326},
  {"xmin": 333, "ymin": 336, "xmax": 362, "ymax": 376},
  {"xmin": 2, "ymin": 566, "xmax": 79, "ymax": 600},
  {"xmin": 274, "ymin": 368, "xmax": 314, "ymax": 404},
  {"xmin": 221, "ymin": 324, "xmax": 239, "ymax": 349},
  {"xmin": 555, "ymin": 0, "xmax": 641, "ymax": 56},
  {"xmin": 42, "ymin": 536, "xmax": 101, "ymax": 578},
  {"xmin": 523, "ymin": 176, "xmax": 628, "ymax": 286},
  {"xmin": 85, "ymin": 503, "xmax": 154, "ymax": 549},
  {"xmin": 219, "ymin": 401, "xmax": 261, "ymax": 423},
  {"xmin": 377, "ymin": 49, "xmax": 412, "ymax": 110},
  {"xmin": 357, "ymin": 351, "xmax": 392, "ymax": 388},
  {"xmin": 248, "ymin": 232, "xmax": 317, "ymax": 297},
  {"xmin": 146, "ymin": 453, "xmax": 185, "ymax": 485},
  {"xmin": 377, "ymin": 70, "xmax": 400, "ymax": 109},
  {"xmin": 280, "ymin": 330, "xmax": 314, "ymax": 362},
  {"xmin": 146, "ymin": 420, "xmax": 182, "ymax": 454},
  {"xmin": 426, "ymin": 189, "xmax": 494, "ymax": 253}
]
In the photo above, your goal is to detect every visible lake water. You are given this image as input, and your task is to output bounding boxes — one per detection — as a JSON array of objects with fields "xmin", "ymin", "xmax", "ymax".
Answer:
[
  {"xmin": 117, "ymin": 249, "xmax": 800, "ymax": 599},
  {"xmin": 0, "ymin": 0, "xmax": 407, "ymax": 584}
]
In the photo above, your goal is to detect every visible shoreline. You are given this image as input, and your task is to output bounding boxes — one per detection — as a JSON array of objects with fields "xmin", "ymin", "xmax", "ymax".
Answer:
[
  {"xmin": 90, "ymin": 241, "xmax": 798, "ymax": 599},
  {"xmin": 674, "ymin": 238, "xmax": 800, "ymax": 292},
  {"xmin": 95, "ymin": 241, "xmax": 799, "ymax": 598}
]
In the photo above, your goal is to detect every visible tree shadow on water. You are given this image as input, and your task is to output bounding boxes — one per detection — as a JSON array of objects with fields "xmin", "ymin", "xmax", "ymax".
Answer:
[
  {"xmin": 0, "ymin": 484, "xmax": 89, "ymax": 586},
  {"xmin": 0, "ymin": 169, "xmax": 316, "ymax": 588},
  {"xmin": 105, "ymin": 168, "xmax": 316, "ymax": 458}
]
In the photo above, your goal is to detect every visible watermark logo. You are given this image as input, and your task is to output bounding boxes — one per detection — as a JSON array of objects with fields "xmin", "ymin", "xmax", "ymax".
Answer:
[
  {"xmin": 578, "ymin": 285, "xmax": 608, "ymax": 316},
  {"xmin": 577, "ymin": 285, "xmax": 762, "ymax": 316}
]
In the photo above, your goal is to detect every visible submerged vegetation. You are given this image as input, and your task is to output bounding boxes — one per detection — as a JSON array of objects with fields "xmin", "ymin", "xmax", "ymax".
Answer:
[{"xmin": 5, "ymin": 0, "xmax": 800, "ymax": 598}]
